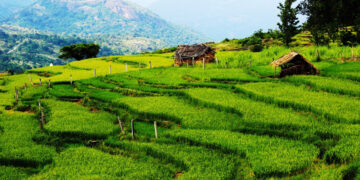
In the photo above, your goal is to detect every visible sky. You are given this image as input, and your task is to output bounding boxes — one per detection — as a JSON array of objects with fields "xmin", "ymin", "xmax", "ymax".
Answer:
[{"xmin": 131, "ymin": 0, "xmax": 306, "ymax": 41}]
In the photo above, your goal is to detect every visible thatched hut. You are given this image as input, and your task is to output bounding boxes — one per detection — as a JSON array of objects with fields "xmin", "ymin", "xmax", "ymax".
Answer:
[
  {"xmin": 271, "ymin": 52, "xmax": 319, "ymax": 78},
  {"xmin": 174, "ymin": 44, "xmax": 215, "ymax": 66}
]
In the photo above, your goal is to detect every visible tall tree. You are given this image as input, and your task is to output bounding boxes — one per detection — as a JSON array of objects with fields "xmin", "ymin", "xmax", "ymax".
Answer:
[
  {"xmin": 59, "ymin": 43, "xmax": 100, "ymax": 61},
  {"xmin": 277, "ymin": 0, "xmax": 300, "ymax": 46}
]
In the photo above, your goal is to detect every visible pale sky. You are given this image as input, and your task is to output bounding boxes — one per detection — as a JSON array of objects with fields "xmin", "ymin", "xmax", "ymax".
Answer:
[{"xmin": 130, "ymin": 0, "xmax": 306, "ymax": 41}]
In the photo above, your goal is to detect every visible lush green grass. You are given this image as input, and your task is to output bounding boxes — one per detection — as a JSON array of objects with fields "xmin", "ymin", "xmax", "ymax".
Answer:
[
  {"xmin": 114, "ymin": 96, "xmax": 241, "ymax": 130},
  {"xmin": 0, "ymin": 113, "xmax": 56, "ymax": 166},
  {"xmin": 325, "ymin": 136, "xmax": 360, "ymax": 164},
  {"xmin": 168, "ymin": 129, "xmax": 319, "ymax": 177},
  {"xmin": 43, "ymin": 99, "xmax": 117, "ymax": 138},
  {"xmin": 0, "ymin": 166, "xmax": 30, "ymax": 180},
  {"xmin": 29, "ymin": 147, "xmax": 173, "ymax": 179},
  {"xmin": 109, "ymin": 141, "xmax": 239, "ymax": 179},
  {"xmin": 283, "ymin": 75, "xmax": 360, "ymax": 96},
  {"xmin": 322, "ymin": 62, "xmax": 360, "ymax": 81},
  {"xmin": 238, "ymin": 82, "xmax": 360, "ymax": 124},
  {"xmin": 49, "ymin": 85, "xmax": 84, "ymax": 100}
]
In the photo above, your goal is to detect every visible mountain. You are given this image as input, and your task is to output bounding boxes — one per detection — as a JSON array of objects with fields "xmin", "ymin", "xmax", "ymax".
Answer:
[
  {"xmin": 2, "ymin": 0, "xmax": 208, "ymax": 48},
  {"xmin": 0, "ymin": 0, "xmax": 36, "ymax": 19},
  {"xmin": 0, "ymin": 25, "xmax": 90, "ymax": 72}
]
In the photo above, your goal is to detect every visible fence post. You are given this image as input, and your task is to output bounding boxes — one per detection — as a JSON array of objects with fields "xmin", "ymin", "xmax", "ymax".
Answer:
[
  {"xmin": 94, "ymin": 69, "xmax": 96, "ymax": 77},
  {"xmin": 149, "ymin": 61, "xmax": 152, "ymax": 69},
  {"xmin": 216, "ymin": 57, "xmax": 219, "ymax": 66},
  {"xmin": 225, "ymin": 62, "xmax": 229, "ymax": 69},
  {"xmin": 39, "ymin": 78, "xmax": 42, "ymax": 86},
  {"xmin": 131, "ymin": 119, "xmax": 135, "ymax": 140},
  {"xmin": 24, "ymin": 83, "xmax": 27, "ymax": 90},
  {"xmin": 28, "ymin": 75, "xmax": 33, "ymax": 86},
  {"xmin": 41, "ymin": 107, "xmax": 46, "ymax": 124},
  {"xmin": 126, "ymin": 64, "xmax": 128, "ymax": 72},
  {"xmin": 38, "ymin": 100, "xmax": 41, "ymax": 112},
  {"xmin": 109, "ymin": 65, "xmax": 112, "ymax": 74},
  {"xmin": 154, "ymin": 121, "xmax": 158, "ymax": 139},
  {"xmin": 15, "ymin": 87, "xmax": 19, "ymax": 102},
  {"xmin": 70, "ymin": 74, "xmax": 73, "ymax": 85},
  {"xmin": 48, "ymin": 79, "xmax": 51, "ymax": 88},
  {"xmin": 203, "ymin": 58, "xmax": 205, "ymax": 70},
  {"xmin": 139, "ymin": 62, "xmax": 141, "ymax": 69},
  {"xmin": 118, "ymin": 116, "xmax": 125, "ymax": 135}
]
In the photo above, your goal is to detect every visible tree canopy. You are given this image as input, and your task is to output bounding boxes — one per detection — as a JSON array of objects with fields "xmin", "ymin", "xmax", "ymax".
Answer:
[
  {"xmin": 277, "ymin": 0, "xmax": 300, "ymax": 46},
  {"xmin": 59, "ymin": 43, "xmax": 100, "ymax": 61}
]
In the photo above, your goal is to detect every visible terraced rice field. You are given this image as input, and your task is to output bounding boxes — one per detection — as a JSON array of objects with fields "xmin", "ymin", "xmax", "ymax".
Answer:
[{"xmin": 1, "ymin": 47, "xmax": 360, "ymax": 179}]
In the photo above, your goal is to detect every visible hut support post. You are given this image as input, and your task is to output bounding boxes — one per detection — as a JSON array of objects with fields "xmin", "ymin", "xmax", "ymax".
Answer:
[
  {"xmin": 131, "ymin": 119, "xmax": 135, "ymax": 140},
  {"xmin": 274, "ymin": 67, "xmax": 277, "ymax": 78},
  {"xmin": 192, "ymin": 57, "xmax": 195, "ymax": 67},
  {"xmin": 154, "ymin": 121, "xmax": 158, "ymax": 139},
  {"xmin": 186, "ymin": 61, "xmax": 189, "ymax": 68}
]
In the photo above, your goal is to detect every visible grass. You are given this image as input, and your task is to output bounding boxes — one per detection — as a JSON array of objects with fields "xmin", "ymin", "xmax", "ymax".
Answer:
[
  {"xmin": 43, "ymin": 99, "xmax": 117, "ymax": 138},
  {"xmin": 0, "ymin": 166, "xmax": 30, "ymax": 180},
  {"xmin": 283, "ymin": 75, "xmax": 360, "ymax": 96},
  {"xmin": 325, "ymin": 136, "xmax": 360, "ymax": 164},
  {"xmin": 167, "ymin": 129, "xmax": 319, "ymax": 177},
  {"xmin": 29, "ymin": 146, "xmax": 173, "ymax": 179},
  {"xmin": 237, "ymin": 82, "xmax": 360, "ymax": 124},
  {"xmin": 0, "ymin": 112, "xmax": 56, "ymax": 167},
  {"xmin": 49, "ymin": 84, "xmax": 84, "ymax": 100}
]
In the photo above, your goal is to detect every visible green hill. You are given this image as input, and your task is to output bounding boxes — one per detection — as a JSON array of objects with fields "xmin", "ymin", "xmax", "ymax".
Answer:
[{"xmin": 1, "ymin": 45, "xmax": 360, "ymax": 179}]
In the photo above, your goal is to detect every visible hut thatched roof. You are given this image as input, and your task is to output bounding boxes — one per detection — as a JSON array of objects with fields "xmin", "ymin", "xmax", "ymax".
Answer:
[
  {"xmin": 175, "ymin": 44, "xmax": 215, "ymax": 60},
  {"xmin": 271, "ymin": 52, "xmax": 316, "ymax": 68}
]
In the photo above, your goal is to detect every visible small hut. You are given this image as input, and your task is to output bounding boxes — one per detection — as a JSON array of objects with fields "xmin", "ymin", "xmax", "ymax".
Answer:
[
  {"xmin": 175, "ymin": 44, "xmax": 215, "ymax": 66},
  {"xmin": 271, "ymin": 52, "xmax": 319, "ymax": 78}
]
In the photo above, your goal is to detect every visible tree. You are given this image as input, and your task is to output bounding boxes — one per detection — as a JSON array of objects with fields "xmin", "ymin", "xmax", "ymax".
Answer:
[
  {"xmin": 59, "ymin": 43, "xmax": 100, "ymax": 61},
  {"xmin": 277, "ymin": 0, "xmax": 300, "ymax": 46}
]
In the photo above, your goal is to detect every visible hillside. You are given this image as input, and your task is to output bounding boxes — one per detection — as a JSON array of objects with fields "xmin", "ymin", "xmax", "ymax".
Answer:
[
  {"xmin": 0, "ymin": 0, "xmax": 36, "ymax": 19},
  {"xmin": 2, "ymin": 0, "xmax": 209, "ymax": 47},
  {"xmin": 1, "ymin": 45, "xmax": 360, "ymax": 179}
]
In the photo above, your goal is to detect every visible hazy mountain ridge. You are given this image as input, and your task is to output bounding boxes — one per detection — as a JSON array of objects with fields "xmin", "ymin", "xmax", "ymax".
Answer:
[{"xmin": 2, "ymin": 0, "xmax": 208, "ymax": 45}]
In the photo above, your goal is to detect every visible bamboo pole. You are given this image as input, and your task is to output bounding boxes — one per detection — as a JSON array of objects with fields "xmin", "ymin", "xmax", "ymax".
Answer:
[{"xmin": 154, "ymin": 121, "xmax": 158, "ymax": 139}]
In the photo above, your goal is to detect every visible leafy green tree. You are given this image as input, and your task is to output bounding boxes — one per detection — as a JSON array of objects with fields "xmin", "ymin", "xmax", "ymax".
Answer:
[
  {"xmin": 277, "ymin": 0, "xmax": 300, "ymax": 46},
  {"xmin": 59, "ymin": 43, "xmax": 100, "ymax": 61}
]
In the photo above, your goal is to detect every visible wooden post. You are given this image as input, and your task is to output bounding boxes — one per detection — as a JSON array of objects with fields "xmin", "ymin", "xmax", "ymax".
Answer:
[
  {"xmin": 39, "ymin": 78, "xmax": 42, "ymax": 86},
  {"xmin": 14, "ymin": 87, "xmax": 19, "ymax": 102},
  {"xmin": 216, "ymin": 57, "xmax": 219, "ymax": 65},
  {"xmin": 225, "ymin": 62, "xmax": 229, "ymax": 69},
  {"xmin": 154, "ymin": 121, "xmax": 158, "ymax": 139},
  {"xmin": 131, "ymin": 119, "xmax": 135, "ymax": 140},
  {"xmin": 48, "ymin": 79, "xmax": 51, "ymax": 88},
  {"xmin": 41, "ymin": 107, "xmax": 46, "ymax": 124},
  {"xmin": 38, "ymin": 100, "xmax": 41, "ymax": 112},
  {"xmin": 203, "ymin": 58, "xmax": 205, "ymax": 70},
  {"xmin": 274, "ymin": 67, "xmax": 277, "ymax": 78},
  {"xmin": 149, "ymin": 61, "xmax": 152, "ymax": 69},
  {"xmin": 28, "ymin": 75, "xmax": 33, "ymax": 86},
  {"xmin": 192, "ymin": 57, "xmax": 195, "ymax": 66},
  {"xmin": 24, "ymin": 83, "xmax": 27, "ymax": 90},
  {"xmin": 139, "ymin": 62, "xmax": 141, "ymax": 69},
  {"xmin": 94, "ymin": 69, "xmax": 96, "ymax": 77},
  {"xmin": 186, "ymin": 61, "xmax": 189, "ymax": 68},
  {"xmin": 70, "ymin": 74, "xmax": 73, "ymax": 85},
  {"xmin": 109, "ymin": 65, "xmax": 112, "ymax": 74},
  {"xmin": 316, "ymin": 49, "xmax": 321, "ymax": 62},
  {"xmin": 126, "ymin": 64, "xmax": 128, "ymax": 72},
  {"xmin": 118, "ymin": 116, "xmax": 125, "ymax": 135}
]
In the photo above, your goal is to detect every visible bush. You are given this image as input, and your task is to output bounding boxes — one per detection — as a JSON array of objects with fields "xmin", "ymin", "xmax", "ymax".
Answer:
[{"xmin": 250, "ymin": 44, "xmax": 264, "ymax": 52}]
